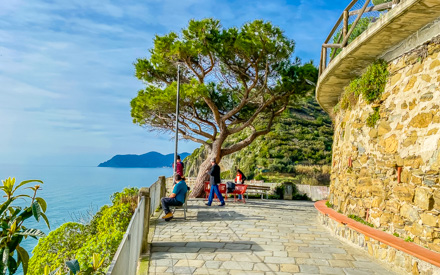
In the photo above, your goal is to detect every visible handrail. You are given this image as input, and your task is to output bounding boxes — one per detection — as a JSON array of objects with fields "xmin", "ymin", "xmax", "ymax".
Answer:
[{"xmin": 319, "ymin": 0, "xmax": 400, "ymax": 77}]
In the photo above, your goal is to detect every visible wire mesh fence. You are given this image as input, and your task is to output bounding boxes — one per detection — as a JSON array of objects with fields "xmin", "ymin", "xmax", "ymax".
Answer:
[{"xmin": 320, "ymin": 0, "xmax": 396, "ymax": 74}]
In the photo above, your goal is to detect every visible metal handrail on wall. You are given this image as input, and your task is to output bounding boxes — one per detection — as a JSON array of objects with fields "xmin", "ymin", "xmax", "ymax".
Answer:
[
  {"xmin": 318, "ymin": 0, "xmax": 400, "ymax": 76},
  {"xmin": 106, "ymin": 176, "xmax": 166, "ymax": 275}
]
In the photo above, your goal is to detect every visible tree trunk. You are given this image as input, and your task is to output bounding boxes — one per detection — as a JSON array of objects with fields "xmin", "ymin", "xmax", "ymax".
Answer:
[
  {"xmin": 190, "ymin": 142, "xmax": 223, "ymax": 198},
  {"xmin": 190, "ymin": 158, "xmax": 212, "ymax": 198}
]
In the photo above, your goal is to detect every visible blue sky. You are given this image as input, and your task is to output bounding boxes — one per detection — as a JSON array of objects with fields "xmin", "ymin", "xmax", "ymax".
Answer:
[{"xmin": 0, "ymin": 0, "xmax": 347, "ymax": 166}]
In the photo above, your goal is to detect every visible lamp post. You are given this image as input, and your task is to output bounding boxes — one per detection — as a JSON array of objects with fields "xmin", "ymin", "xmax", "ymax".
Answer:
[{"xmin": 173, "ymin": 64, "xmax": 181, "ymax": 174}]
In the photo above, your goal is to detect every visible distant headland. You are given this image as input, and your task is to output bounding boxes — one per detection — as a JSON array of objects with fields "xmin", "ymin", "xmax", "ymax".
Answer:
[{"xmin": 98, "ymin": 151, "xmax": 190, "ymax": 168}]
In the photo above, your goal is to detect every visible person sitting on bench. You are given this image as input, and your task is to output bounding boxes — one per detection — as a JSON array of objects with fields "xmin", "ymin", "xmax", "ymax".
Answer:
[
  {"xmin": 161, "ymin": 174, "xmax": 188, "ymax": 220},
  {"xmin": 234, "ymin": 167, "xmax": 246, "ymax": 200}
]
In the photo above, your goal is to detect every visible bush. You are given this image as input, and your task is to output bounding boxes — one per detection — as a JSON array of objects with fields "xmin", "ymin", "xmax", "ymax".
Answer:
[
  {"xmin": 366, "ymin": 107, "xmax": 380, "ymax": 127},
  {"xmin": 29, "ymin": 187, "xmax": 139, "ymax": 274}
]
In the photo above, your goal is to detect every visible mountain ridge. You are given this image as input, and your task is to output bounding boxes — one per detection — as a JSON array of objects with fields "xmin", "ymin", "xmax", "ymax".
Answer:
[{"xmin": 98, "ymin": 151, "xmax": 190, "ymax": 168}]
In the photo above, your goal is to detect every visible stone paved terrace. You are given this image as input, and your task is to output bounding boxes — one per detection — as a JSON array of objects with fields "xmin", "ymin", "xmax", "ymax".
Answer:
[{"xmin": 148, "ymin": 200, "xmax": 396, "ymax": 274}]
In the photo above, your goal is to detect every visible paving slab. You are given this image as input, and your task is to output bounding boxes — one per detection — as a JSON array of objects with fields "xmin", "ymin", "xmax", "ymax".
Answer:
[{"xmin": 148, "ymin": 199, "xmax": 396, "ymax": 274}]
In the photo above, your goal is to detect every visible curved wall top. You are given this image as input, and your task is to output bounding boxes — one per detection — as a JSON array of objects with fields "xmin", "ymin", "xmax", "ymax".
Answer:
[{"xmin": 316, "ymin": 0, "xmax": 440, "ymax": 115}]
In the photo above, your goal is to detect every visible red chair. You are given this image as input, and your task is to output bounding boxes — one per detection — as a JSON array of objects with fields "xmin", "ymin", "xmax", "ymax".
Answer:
[
  {"xmin": 204, "ymin": 182, "xmax": 227, "ymax": 201},
  {"xmin": 232, "ymin": 184, "xmax": 248, "ymax": 203}
]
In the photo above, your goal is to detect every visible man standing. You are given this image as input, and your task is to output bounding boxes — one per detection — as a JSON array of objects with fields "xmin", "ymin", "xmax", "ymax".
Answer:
[
  {"xmin": 161, "ymin": 174, "xmax": 188, "ymax": 220},
  {"xmin": 205, "ymin": 158, "xmax": 225, "ymax": 206}
]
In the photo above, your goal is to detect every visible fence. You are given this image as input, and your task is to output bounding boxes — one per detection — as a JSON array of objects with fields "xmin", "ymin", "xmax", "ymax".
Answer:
[
  {"xmin": 106, "ymin": 176, "xmax": 166, "ymax": 275},
  {"xmin": 319, "ymin": 0, "xmax": 399, "ymax": 76}
]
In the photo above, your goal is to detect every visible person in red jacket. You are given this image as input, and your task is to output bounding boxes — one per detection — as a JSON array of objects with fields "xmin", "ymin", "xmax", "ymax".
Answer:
[
  {"xmin": 173, "ymin": 155, "xmax": 184, "ymax": 177},
  {"xmin": 234, "ymin": 167, "xmax": 246, "ymax": 200}
]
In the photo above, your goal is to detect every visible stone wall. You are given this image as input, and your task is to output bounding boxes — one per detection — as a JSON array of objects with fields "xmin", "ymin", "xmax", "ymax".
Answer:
[
  {"xmin": 330, "ymin": 36, "xmax": 440, "ymax": 253},
  {"xmin": 317, "ymin": 210, "xmax": 440, "ymax": 275}
]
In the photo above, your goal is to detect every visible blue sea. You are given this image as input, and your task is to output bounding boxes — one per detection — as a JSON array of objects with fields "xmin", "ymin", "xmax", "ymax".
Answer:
[{"xmin": 0, "ymin": 165, "xmax": 172, "ymax": 274}]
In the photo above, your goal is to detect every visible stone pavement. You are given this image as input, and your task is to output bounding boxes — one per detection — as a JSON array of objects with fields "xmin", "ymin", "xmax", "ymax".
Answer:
[{"xmin": 149, "ymin": 199, "xmax": 396, "ymax": 274}]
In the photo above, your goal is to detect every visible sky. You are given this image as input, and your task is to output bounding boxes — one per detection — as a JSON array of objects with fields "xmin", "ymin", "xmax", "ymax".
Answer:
[{"xmin": 0, "ymin": 0, "xmax": 348, "ymax": 166}]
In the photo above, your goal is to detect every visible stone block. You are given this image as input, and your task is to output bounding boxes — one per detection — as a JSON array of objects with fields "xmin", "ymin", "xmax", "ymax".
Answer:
[
  {"xmin": 409, "ymin": 112, "xmax": 433, "ymax": 128},
  {"xmin": 393, "ymin": 186, "xmax": 415, "ymax": 202},
  {"xmin": 379, "ymin": 135, "xmax": 398, "ymax": 154},
  {"xmin": 400, "ymin": 204, "xmax": 420, "ymax": 222},
  {"xmin": 421, "ymin": 74, "xmax": 432, "ymax": 83},
  {"xmin": 403, "ymin": 156, "xmax": 424, "ymax": 169},
  {"xmin": 404, "ymin": 76, "xmax": 418, "ymax": 92},
  {"xmin": 380, "ymin": 213, "xmax": 393, "ymax": 225},
  {"xmin": 390, "ymin": 73, "xmax": 402, "ymax": 86},
  {"xmin": 369, "ymin": 129, "xmax": 378, "ymax": 138},
  {"xmin": 377, "ymin": 121, "xmax": 392, "ymax": 136},
  {"xmin": 402, "ymin": 136, "xmax": 418, "ymax": 147},
  {"xmin": 434, "ymin": 189, "xmax": 440, "ymax": 209},
  {"xmin": 414, "ymin": 187, "xmax": 434, "ymax": 210},
  {"xmin": 429, "ymin": 59, "xmax": 440, "ymax": 70}
]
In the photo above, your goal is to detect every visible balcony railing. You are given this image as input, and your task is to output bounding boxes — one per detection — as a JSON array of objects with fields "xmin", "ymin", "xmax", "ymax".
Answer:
[
  {"xmin": 106, "ymin": 176, "xmax": 166, "ymax": 275},
  {"xmin": 319, "ymin": 0, "xmax": 401, "ymax": 76}
]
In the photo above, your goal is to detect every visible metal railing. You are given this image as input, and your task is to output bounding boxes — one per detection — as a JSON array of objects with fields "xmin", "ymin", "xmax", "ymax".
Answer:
[
  {"xmin": 319, "ymin": 0, "xmax": 400, "ymax": 76},
  {"xmin": 106, "ymin": 176, "xmax": 166, "ymax": 275},
  {"xmin": 106, "ymin": 197, "xmax": 145, "ymax": 275}
]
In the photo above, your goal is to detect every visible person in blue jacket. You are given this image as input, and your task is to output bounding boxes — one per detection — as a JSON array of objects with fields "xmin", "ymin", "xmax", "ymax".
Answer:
[
  {"xmin": 205, "ymin": 158, "xmax": 225, "ymax": 206},
  {"xmin": 161, "ymin": 174, "xmax": 188, "ymax": 220}
]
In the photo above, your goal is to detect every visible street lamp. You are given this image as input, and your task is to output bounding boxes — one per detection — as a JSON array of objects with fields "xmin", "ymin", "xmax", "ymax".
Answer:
[{"xmin": 173, "ymin": 64, "xmax": 181, "ymax": 174}]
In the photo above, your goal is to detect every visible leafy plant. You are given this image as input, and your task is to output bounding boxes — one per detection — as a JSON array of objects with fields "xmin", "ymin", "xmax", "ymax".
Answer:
[
  {"xmin": 30, "ymin": 188, "xmax": 138, "ymax": 274},
  {"xmin": 336, "ymin": 60, "xmax": 389, "ymax": 113},
  {"xmin": 393, "ymin": 232, "xmax": 400, "ymax": 237},
  {"xmin": 405, "ymin": 236, "xmax": 414, "ymax": 242},
  {"xmin": 0, "ymin": 177, "xmax": 49, "ymax": 275},
  {"xmin": 366, "ymin": 107, "xmax": 380, "ymax": 127},
  {"xmin": 348, "ymin": 214, "xmax": 374, "ymax": 227},
  {"xmin": 325, "ymin": 201, "xmax": 334, "ymax": 208}
]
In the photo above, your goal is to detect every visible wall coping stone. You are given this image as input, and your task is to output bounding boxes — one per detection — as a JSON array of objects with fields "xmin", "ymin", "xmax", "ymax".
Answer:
[{"xmin": 315, "ymin": 200, "xmax": 440, "ymax": 268}]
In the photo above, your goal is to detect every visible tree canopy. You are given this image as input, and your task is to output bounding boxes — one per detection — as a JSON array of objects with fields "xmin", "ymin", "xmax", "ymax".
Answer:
[{"xmin": 131, "ymin": 18, "xmax": 317, "ymax": 196}]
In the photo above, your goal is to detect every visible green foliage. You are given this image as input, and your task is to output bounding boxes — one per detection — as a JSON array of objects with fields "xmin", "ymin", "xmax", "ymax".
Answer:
[
  {"xmin": 29, "ymin": 188, "xmax": 138, "ymax": 274},
  {"xmin": 331, "ymin": 17, "xmax": 373, "ymax": 57},
  {"xmin": 325, "ymin": 201, "xmax": 334, "ymax": 208},
  {"xmin": 274, "ymin": 184, "xmax": 285, "ymax": 199},
  {"xmin": 372, "ymin": 0, "xmax": 391, "ymax": 5},
  {"xmin": 366, "ymin": 107, "xmax": 380, "ymax": 127},
  {"xmin": 348, "ymin": 214, "xmax": 374, "ymax": 228},
  {"xmin": 393, "ymin": 232, "xmax": 400, "ymax": 238},
  {"xmin": 132, "ymin": 19, "xmax": 318, "ymax": 193},
  {"xmin": 405, "ymin": 236, "xmax": 414, "ymax": 242},
  {"xmin": 336, "ymin": 60, "xmax": 389, "ymax": 113},
  {"xmin": 0, "ymin": 177, "xmax": 49, "ymax": 275}
]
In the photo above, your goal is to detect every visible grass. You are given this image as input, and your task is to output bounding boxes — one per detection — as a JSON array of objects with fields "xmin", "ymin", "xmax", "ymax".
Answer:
[
  {"xmin": 325, "ymin": 201, "xmax": 333, "ymax": 208},
  {"xmin": 348, "ymin": 214, "xmax": 374, "ymax": 228}
]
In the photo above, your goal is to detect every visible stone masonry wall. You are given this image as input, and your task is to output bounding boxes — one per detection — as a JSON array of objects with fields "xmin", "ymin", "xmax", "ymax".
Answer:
[{"xmin": 330, "ymin": 36, "xmax": 440, "ymax": 253}]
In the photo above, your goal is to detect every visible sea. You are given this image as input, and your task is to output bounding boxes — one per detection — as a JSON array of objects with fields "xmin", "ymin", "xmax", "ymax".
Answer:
[{"xmin": 0, "ymin": 164, "xmax": 172, "ymax": 274}]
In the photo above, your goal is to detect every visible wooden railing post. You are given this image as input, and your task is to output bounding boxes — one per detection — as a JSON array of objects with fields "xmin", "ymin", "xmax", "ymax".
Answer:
[
  {"xmin": 159, "ymin": 176, "xmax": 166, "ymax": 198},
  {"xmin": 139, "ymin": 187, "xmax": 150, "ymax": 255},
  {"xmin": 343, "ymin": 10, "xmax": 349, "ymax": 42},
  {"xmin": 323, "ymin": 47, "xmax": 327, "ymax": 71}
]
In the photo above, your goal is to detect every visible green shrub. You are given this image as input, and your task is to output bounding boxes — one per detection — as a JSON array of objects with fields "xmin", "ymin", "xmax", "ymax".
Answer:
[
  {"xmin": 348, "ymin": 214, "xmax": 374, "ymax": 227},
  {"xmin": 29, "ymin": 187, "xmax": 138, "ymax": 274},
  {"xmin": 325, "ymin": 201, "xmax": 333, "ymax": 208},
  {"xmin": 366, "ymin": 107, "xmax": 380, "ymax": 127},
  {"xmin": 335, "ymin": 60, "xmax": 389, "ymax": 113},
  {"xmin": 29, "ymin": 223, "xmax": 87, "ymax": 274}
]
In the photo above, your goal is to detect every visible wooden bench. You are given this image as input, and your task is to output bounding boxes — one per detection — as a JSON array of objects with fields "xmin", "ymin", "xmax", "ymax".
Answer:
[{"xmin": 245, "ymin": 185, "xmax": 271, "ymax": 199}]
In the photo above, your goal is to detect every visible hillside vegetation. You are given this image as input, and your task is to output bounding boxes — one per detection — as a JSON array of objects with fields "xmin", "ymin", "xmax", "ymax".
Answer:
[{"xmin": 184, "ymin": 96, "xmax": 334, "ymax": 185}]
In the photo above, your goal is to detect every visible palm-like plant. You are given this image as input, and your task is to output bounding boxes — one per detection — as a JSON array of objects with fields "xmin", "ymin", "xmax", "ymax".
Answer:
[{"xmin": 0, "ymin": 177, "xmax": 50, "ymax": 275}]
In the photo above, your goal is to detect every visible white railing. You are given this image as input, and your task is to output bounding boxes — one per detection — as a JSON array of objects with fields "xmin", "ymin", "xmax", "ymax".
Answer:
[
  {"xmin": 106, "ymin": 176, "xmax": 166, "ymax": 275},
  {"xmin": 106, "ymin": 197, "xmax": 145, "ymax": 275}
]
